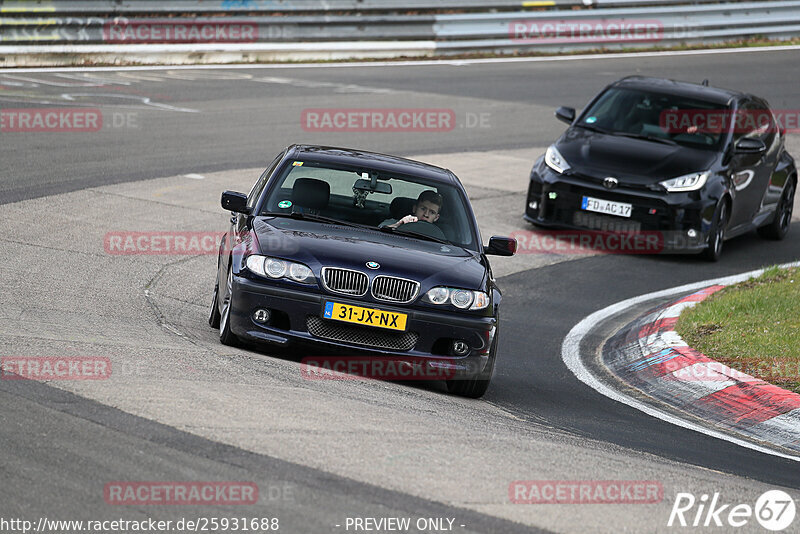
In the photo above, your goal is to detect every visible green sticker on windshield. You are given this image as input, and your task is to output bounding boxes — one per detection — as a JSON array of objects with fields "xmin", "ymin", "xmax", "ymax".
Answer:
[
  {"xmin": 586, "ymin": 116, "xmax": 597, "ymax": 124},
  {"xmin": 278, "ymin": 200, "xmax": 292, "ymax": 209}
]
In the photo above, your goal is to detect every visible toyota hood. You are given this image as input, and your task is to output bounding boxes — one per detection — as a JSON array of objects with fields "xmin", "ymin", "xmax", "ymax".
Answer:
[{"xmin": 556, "ymin": 127, "xmax": 719, "ymax": 185}]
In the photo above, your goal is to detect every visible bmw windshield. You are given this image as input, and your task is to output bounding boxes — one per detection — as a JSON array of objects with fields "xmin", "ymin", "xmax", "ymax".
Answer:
[{"xmin": 259, "ymin": 160, "xmax": 480, "ymax": 251}]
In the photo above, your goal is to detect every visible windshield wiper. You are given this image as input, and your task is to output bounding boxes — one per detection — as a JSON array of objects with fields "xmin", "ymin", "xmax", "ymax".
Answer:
[
  {"xmin": 612, "ymin": 131, "xmax": 677, "ymax": 146},
  {"xmin": 576, "ymin": 123, "xmax": 611, "ymax": 135},
  {"xmin": 261, "ymin": 211, "xmax": 364, "ymax": 229},
  {"xmin": 392, "ymin": 228, "xmax": 449, "ymax": 244}
]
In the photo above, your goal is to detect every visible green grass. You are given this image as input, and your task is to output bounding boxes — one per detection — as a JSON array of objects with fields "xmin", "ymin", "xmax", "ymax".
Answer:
[{"xmin": 676, "ymin": 266, "xmax": 800, "ymax": 394}]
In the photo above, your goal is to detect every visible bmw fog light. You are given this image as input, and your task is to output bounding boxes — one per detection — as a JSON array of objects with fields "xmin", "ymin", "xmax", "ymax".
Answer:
[
  {"xmin": 253, "ymin": 309, "xmax": 271, "ymax": 324},
  {"xmin": 528, "ymin": 201, "xmax": 539, "ymax": 210},
  {"xmin": 452, "ymin": 340, "xmax": 470, "ymax": 356},
  {"xmin": 687, "ymin": 229, "xmax": 698, "ymax": 238}
]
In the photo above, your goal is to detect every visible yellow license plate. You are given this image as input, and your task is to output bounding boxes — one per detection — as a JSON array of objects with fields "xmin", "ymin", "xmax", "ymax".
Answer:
[{"xmin": 322, "ymin": 302, "xmax": 407, "ymax": 331}]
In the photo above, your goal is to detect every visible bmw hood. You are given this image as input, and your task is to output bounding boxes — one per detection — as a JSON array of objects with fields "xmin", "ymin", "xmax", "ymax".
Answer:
[
  {"xmin": 556, "ymin": 127, "xmax": 719, "ymax": 185},
  {"xmin": 251, "ymin": 217, "xmax": 487, "ymax": 290}
]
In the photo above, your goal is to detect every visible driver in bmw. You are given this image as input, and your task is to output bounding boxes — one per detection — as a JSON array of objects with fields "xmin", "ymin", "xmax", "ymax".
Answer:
[{"xmin": 381, "ymin": 190, "xmax": 443, "ymax": 229}]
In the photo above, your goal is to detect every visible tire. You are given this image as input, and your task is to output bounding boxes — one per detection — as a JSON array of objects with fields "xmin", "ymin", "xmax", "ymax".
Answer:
[
  {"xmin": 445, "ymin": 330, "xmax": 498, "ymax": 398},
  {"xmin": 208, "ymin": 282, "xmax": 221, "ymax": 328},
  {"xmin": 758, "ymin": 179, "xmax": 795, "ymax": 240},
  {"xmin": 219, "ymin": 266, "xmax": 239, "ymax": 346},
  {"xmin": 702, "ymin": 201, "xmax": 728, "ymax": 262}
]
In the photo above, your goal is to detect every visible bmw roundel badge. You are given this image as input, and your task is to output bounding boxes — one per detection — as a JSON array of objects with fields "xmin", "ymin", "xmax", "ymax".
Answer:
[{"xmin": 366, "ymin": 261, "xmax": 380, "ymax": 269}]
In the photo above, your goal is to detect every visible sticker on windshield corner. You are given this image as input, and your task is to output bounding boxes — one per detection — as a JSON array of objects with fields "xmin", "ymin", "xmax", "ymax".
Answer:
[
  {"xmin": 292, "ymin": 161, "xmax": 304, "ymax": 166},
  {"xmin": 278, "ymin": 200, "xmax": 292, "ymax": 209},
  {"xmin": 586, "ymin": 116, "xmax": 597, "ymax": 124}
]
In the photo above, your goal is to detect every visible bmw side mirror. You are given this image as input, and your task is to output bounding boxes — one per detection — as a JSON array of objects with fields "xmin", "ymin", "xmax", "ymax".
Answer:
[
  {"xmin": 221, "ymin": 191, "xmax": 249, "ymax": 214},
  {"xmin": 486, "ymin": 236, "xmax": 517, "ymax": 256},
  {"xmin": 555, "ymin": 106, "xmax": 576, "ymax": 125},
  {"xmin": 734, "ymin": 138, "xmax": 766, "ymax": 155}
]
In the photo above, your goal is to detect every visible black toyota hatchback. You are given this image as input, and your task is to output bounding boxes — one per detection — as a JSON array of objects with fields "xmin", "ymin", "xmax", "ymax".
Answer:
[
  {"xmin": 524, "ymin": 76, "xmax": 796, "ymax": 260},
  {"xmin": 209, "ymin": 145, "xmax": 516, "ymax": 397}
]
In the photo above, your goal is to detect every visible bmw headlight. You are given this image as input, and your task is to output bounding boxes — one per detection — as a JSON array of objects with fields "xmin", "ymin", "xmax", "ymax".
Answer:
[
  {"xmin": 659, "ymin": 171, "xmax": 709, "ymax": 192},
  {"xmin": 265, "ymin": 257, "xmax": 287, "ymax": 278},
  {"xmin": 288, "ymin": 263, "xmax": 313, "ymax": 283},
  {"xmin": 423, "ymin": 287, "xmax": 489, "ymax": 310},
  {"xmin": 246, "ymin": 255, "xmax": 314, "ymax": 284},
  {"xmin": 545, "ymin": 145, "xmax": 571, "ymax": 174},
  {"xmin": 427, "ymin": 286, "xmax": 450, "ymax": 305},
  {"xmin": 450, "ymin": 289, "xmax": 473, "ymax": 309}
]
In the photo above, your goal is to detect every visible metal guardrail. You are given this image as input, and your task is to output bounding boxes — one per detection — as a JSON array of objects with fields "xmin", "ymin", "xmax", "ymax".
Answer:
[
  {"xmin": 2, "ymin": 1, "xmax": 799, "ymax": 45},
  {"xmin": 0, "ymin": 0, "xmax": 729, "ymax": 14},
  {"xmin": 0, "ymin": 1, "xmax": 799, "ymax": 66}
]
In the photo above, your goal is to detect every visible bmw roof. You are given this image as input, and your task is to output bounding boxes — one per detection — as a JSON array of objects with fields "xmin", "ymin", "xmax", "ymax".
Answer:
[{"xmin": 285, "ymin": 144, "xmax": 460, "ymax": 185}]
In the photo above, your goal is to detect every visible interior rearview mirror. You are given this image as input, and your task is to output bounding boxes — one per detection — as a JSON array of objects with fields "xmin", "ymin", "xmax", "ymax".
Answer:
[{"xmin": 353, "ymin": 178, "xmax": 392, "ymax": 194}]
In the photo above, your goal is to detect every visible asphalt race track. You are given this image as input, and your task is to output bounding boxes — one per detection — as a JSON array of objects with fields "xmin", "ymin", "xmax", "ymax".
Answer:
[{"xmin": 2, "ymin": 48, "xmax": 800, "ymax": 533}]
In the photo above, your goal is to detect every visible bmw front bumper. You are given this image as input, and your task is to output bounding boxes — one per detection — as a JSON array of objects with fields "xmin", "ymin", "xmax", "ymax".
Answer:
[{"xmin": 228, "ymin": 276, "xmax": 497, "ymax": 376}]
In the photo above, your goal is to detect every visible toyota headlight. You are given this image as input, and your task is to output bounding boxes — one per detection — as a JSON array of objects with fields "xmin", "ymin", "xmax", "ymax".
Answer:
[
  {"xmin": 246, "ymin": 255, "xmax": 314, "ymax": 284},
  {"xmin": 545, "ymin": 145, "xmax": 571, "ymax": 174},
  {"xmin": 660, "ymin": 171, "xmax": 709, "ymax": 192},
  {"xmin": 423, "ymin": 287, "xmax": 489, "ymax": 310}
]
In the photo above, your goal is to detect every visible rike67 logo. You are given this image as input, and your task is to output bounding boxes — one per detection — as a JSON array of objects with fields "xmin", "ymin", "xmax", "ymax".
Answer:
[{"xmin": 668, "ymin": 490, "xmax": 796, "ymax": 531}]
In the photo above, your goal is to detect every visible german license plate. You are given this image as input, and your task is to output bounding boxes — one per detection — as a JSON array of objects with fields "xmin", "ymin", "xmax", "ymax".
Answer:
[
  {"xmin": 581, "ymin": 196, "xmax": 632, "ymax": 218},
  {"xmin": 323, "ymin": 302, "xmax": 407, "ymax": 331}
]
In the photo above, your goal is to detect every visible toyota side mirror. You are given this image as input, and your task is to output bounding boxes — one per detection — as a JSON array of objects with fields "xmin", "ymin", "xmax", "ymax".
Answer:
[
  {"xmin": 734, "ymin": 137, "xmax": 766, "ymax": 155},
  {"xmin": 555, "ymin": 106, "xmax": 576, "ymax": 125}
]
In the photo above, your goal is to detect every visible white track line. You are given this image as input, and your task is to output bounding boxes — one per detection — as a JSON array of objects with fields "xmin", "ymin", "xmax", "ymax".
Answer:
[
  {"xmin": 562, "ymin": 260, "xmax": 800, "ymax": 462},
  {"xmin": 1, "ymin": 45, "xmax": 799, "ymax": 73}
]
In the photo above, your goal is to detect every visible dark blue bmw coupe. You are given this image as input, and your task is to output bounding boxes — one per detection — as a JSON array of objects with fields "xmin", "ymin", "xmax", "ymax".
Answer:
[{"xmin": 209, "ymin": 145, "xmax": 516, "ymax": 397}]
